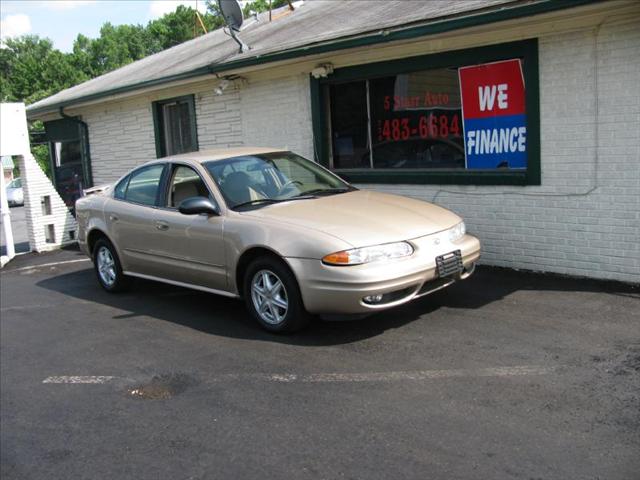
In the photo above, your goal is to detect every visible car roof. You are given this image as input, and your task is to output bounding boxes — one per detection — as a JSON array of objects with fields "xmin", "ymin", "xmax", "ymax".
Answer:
[{"xmin": 160, "ymin": 147, "xmax": 287, "ymax": 164}]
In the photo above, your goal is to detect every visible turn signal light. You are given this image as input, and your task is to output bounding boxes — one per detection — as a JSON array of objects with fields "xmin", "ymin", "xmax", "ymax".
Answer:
[{"xmin": 322, "ymin": 251, "xmax": 351, "ymax": 265}]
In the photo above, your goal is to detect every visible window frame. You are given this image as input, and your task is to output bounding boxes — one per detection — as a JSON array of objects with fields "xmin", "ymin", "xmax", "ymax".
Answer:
[
  {"xmin": 113, "ymin": 163, "xmax": 168, "ymax": 208},
  {"xmin": 160, "ymin": 162, "xmax": 220, "ymax": 211},
  {"xmin": 113, "ymin": 174, "xmax": 130, "ymax": 200},
  {"xmin": 310, "ymin": 39, "xmax": 540, "ymax": 186},
  {"xmin": 152, "ymin": 94, "xmax": 199, "ymax": 159}
]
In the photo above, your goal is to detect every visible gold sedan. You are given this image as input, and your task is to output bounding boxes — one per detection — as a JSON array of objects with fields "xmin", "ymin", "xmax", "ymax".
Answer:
[{"xmin": 76, "ymin": 148, "xmax": 480, "ymax": 332}]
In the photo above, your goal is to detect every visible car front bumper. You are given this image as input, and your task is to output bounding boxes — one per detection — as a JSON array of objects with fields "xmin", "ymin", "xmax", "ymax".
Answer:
[{"xmin": 287, "ymin": 232, "xmax": 480, "ymax": 315}]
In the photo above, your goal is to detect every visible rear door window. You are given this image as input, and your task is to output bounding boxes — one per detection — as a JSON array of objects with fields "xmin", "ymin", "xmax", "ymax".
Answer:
[
  {"xmin": 124, "ymin": 164, "xmax": 165, "ymax": 206},
  {"xmin": 114, "ymin": 175, "xmax": 130, "ymax": 200}
]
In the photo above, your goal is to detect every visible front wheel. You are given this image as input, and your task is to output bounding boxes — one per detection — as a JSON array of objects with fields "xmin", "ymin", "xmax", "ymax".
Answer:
[
  {"xmin": 93, "ymin": 238, "xmax": 129, "ymax": 292},
  {"xmin": 244, "ymin": 256, "xmax": 311, "ymax": 333}
]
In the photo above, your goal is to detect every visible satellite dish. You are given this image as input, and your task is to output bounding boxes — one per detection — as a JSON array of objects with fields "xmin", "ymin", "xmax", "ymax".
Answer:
[
  {"xmin": 218, "ymin": 0, "xmax": 244, "ymax": 31},
  {"xmin": 218, "ymin": 0, "xmax": 249, "ymax": 53}
]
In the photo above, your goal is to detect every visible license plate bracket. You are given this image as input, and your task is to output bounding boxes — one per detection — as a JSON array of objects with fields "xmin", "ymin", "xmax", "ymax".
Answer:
[{"xmin": 436, "ymin": 250, "xmax": 463, "ymax": 278}]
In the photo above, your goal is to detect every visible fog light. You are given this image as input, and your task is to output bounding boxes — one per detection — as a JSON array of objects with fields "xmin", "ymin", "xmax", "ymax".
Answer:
[{"xmin": 363, "ymin": 294, "xmax": 383, "ymax": 304}]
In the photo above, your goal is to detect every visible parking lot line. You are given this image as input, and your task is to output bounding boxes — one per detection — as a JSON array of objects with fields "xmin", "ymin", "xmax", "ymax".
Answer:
[
  {"xmin": 3, "ymin": 258, "xmax": 90, "ymax": 273},
  {"xmin": 41, "ymin": 366, "xmax": 555, "ymax": 386},
  {"xmin": 218, "ymin": 365, "xmax": 556, "ymax": 383},
  {"xmin": 42, "ymin": 376, "xmax": 115, "ymax": 384},
  {"xmin": 3, "ymin": 304, "xmax": 76, "ymax": 312}
]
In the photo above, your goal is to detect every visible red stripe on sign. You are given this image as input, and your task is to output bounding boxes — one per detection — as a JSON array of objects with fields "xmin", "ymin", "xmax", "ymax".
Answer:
[{"xmin": 459, "ymin": 59, "xmax": 525, "ymax": 119}]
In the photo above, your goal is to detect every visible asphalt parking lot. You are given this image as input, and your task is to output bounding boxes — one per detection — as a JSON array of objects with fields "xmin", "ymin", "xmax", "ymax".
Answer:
[
  {"xmin": 1, "ymin": 248, "xmax": 639, "ymax": 480},
  {"xmin": 0, "ymin": 206, "xmax": 30, "ymax": 257}
]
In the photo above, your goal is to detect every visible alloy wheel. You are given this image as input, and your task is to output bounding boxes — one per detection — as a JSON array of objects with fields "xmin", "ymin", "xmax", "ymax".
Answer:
[
  {"xmin": 251, "ymin": 269, "xmax": 289, "ymax": 325},
  {"xmin": 97, "ymin": 246, "xmax": 117, "ymax": 287}
]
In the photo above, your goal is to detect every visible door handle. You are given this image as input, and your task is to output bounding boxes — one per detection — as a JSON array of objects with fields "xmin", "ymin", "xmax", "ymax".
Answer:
[
  {"xmin": 155, "ymin": 221, "xmax": 169, "ymax": 231},
  {"xmin": 109, "ymin": 214, "xmax": 119, "ymax": 222}
]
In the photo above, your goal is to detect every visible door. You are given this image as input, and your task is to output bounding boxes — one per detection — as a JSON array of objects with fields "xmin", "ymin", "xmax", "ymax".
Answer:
[
  {"xmin": 52, "ymin": 140, "xmax": 86, "ymax": 209},
  {"xmin": 107, "ymin": 163, "xmax": 167, "ymax": 276},
  {"xmin": 151, "ymin": 164, "xmax": 227, "ymax": 290},
  {"xmin": 44, "ymin": 117, "xmax": 93, "ymax": 210}
]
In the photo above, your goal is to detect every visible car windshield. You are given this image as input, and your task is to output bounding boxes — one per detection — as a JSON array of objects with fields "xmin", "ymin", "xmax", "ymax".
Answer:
[
  {"xmin": 203, "ymin": 152, "xmax": 354, "ymax": 209},
  {"xmin": 7, "ymin": 178, "xmax": 21, "ymax": 189}
]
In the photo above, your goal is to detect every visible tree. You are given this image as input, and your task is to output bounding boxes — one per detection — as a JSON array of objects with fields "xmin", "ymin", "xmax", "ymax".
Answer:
[
  {"xmin": 0, "ymin": 36, "xmax": 86, "ymax": 104},
  {"xmin": 206, "ymin": 0, "xmax": 290, "ymax": 20},
  {"xmin": 0, "ymin": 4, "xmax": 233, "ymax": 107},
  {"xmin": 147, "ymin": 5, "xmax": 223, "ymax": 52},
  {"xmin": 0, "ymin": 6, "xmax": 234, "ymax": 179},
  {"xmin": 242, "ymin": 0, "xmax": 290, "ymax": 17},
  {"xmin": 78, "ymin": 23, "xmax": 150, "ymax": 77}
]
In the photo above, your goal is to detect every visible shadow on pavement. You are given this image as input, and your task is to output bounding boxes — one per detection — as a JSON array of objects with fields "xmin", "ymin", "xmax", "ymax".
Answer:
[
  {"xmin": 36, "ymin": 266, "xmax": 435, "ymax": 346},
  {"xmin": 35, "ymin": 259, "xmax": 638, "ymax": 346}
]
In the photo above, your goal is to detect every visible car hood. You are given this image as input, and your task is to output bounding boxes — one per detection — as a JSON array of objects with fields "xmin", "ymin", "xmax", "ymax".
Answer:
[{"xmin": 242, "ymin": 190, "xmax": 461, "ymax": 247}]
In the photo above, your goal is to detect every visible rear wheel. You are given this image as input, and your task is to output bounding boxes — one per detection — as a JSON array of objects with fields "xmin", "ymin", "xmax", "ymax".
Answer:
[
  {"xmin": 244, "ymin": 256, "xmax": 311, "ymax": 333},
  {"xmin": 93, "ymin": 238, "xmax": 129, "ymax": 292}
]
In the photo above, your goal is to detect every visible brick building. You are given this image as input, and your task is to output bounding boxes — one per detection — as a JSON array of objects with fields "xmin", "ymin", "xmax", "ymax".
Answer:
[{"xmin": 26, "ymin": 0, "xmax": 640, "ymax": 282}]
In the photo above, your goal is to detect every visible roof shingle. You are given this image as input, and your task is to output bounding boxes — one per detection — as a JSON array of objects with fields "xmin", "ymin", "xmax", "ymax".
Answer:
[{"xmin": 26, "ymin": 0, "xmax": 535, "ymax": 115}]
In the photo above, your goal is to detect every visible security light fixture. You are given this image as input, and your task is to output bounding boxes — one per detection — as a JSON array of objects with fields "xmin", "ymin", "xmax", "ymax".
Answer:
[
  {"xmin": 311, "ymin": 64, "xmax": 334, "ymax": 79},
  {"xmin": 214, "ymin": 79, "xmax": 231, "ymax": 96}
]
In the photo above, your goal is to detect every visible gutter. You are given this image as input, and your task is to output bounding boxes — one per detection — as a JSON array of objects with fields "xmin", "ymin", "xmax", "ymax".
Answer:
[{"xmin": 27, "ymin": 0, "xmax": 604, "ymax": 117}]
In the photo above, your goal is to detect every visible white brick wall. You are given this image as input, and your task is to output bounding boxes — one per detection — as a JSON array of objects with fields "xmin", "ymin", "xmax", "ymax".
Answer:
[
  {"xmin": 79, "ymin": 18, "xmax": 639, "ymax": 282},
  {"xmin": 84, "ymin": 97, "xmax": 157, "ymax": 184},
  {"xmin": 240, "ymin": 73, "xmax": 314, "ymax": 159},
  {"xmin": 84, "ymin": 82, "xmax": 247, "ymax": 184},
  {"xmin": 359, "ymin": 21, "xmax": 640, "ymax": 283},
  {"xmin": 196, "ymin": 86, "xmax": 243, "ymax": 149},
  {"xmin": 19, "ymin": 154, "xmax": 77, "ymax": 252}
]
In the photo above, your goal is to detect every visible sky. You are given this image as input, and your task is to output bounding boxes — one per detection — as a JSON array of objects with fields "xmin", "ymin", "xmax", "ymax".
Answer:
[{"xmin": 0, "ymin": 0, "xmax": 209, "ymax": 52}]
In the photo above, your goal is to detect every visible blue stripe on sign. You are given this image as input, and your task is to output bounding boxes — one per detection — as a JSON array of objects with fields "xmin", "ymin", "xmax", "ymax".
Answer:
[{"xmin": 463, "ymin": 114, "xmax": 527, "ymax": 169}]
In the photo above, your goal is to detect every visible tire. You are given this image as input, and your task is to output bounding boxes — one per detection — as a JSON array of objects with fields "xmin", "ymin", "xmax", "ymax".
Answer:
[
  {"xmin": 244, "ymin": 256, "xmax": 311, "ymax": 333},
  {"xmin": 93, "ymin": 238, "xmax": 129, "ymax": 293}
]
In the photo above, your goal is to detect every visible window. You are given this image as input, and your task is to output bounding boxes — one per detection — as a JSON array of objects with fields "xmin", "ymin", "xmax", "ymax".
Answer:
[
  {"xmin": 204, "ymin": 152, "xmax": 350, "ymax": 209},
  {"xmin": 114, "ymin": 175, "xmax": 130, "ymax": 200},
  {"xmin": 53, "ymin": 140, "xmax": 82, "ymax": 167},
  {"xmin": 167, "ymin": 165, "xmax": 211, "ymax": 208},
  {"xmin": 123, "ymin": 164, "xmax": 165, "ymax": 206},
  {"xmin": 311, "ymin": 39, "xmax": 540, "ymax": 185},
  {"xmin": 152, "ymin": 95, "xmax": 198, "ymax": 158}
]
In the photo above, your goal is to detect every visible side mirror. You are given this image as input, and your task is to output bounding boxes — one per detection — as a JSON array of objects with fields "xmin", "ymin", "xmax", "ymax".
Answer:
[{"xmin": 178, "ymin": 196, "xmax": 220, "ymax": 216}]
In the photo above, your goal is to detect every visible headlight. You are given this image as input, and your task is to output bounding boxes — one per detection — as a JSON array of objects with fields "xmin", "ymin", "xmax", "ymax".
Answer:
[
  {"xmin": 322, "ymin": 241, "xmax": 414, "ymax": 266},
  {"xmin": 448, "ymin": 222, "xmax": 466, "ymax": 242}
]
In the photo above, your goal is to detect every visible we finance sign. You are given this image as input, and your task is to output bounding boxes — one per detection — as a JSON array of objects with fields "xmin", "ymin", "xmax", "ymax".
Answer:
[{"xmin": 459, "ymin": 59, "xmax": 527, "ymax": 169}]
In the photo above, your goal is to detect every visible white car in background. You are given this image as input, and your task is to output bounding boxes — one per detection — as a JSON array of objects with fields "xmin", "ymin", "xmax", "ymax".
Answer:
[{"xmin": 5, "ymin": 178, "xmax": 24, "ymax": 207}]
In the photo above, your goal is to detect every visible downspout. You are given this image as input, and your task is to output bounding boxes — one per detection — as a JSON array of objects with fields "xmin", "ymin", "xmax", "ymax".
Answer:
[{"xmin": 59, "ymin": 106, "xmax": 93, "ymax": 188}]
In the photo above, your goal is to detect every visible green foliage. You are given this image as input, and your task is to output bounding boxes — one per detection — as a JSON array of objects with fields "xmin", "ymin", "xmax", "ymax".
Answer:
[
  {"xmin": 0, "ymin": 36, "xmax": 87, "ymax": 104},
  {"xmin": 25, "ymin": 121, "xmax": 53, "ymax": 179},
  {"xmin": 0, "ymin": 1, "xmax": 292, "ymax": 179},
  {"xmin": 0, "ymin": 6, "xmax": 225, "ymax": 106},
  {"xmin": 81, "ymin": 23, "xmax": 150, "ymax": 77},
  {"xmin": 242, "ymin": 0, "xmax": 290, "ymax": 17},
  {"xmin": 0, "ymin": 1, "xmax": 294, "ymax": 107},
  {"xmin": 148, "ymin": 5, "xmax": 224, "ymax": 51},
  {"xmin": 205, "ymin": 0, "xmax": 290, "ymax": 21},
  {"xmin": 31, "ymin": 144, "xmax": 52, "ymax": 179}
]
